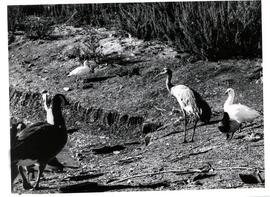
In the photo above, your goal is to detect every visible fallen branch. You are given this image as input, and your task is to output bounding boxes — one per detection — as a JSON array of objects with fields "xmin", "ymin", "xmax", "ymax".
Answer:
[
  {"xmin": 154, "ymin": 106, "xmax": 167, "ymax": 112},
  {"xmin": 155, "ymin": 122, "xmax": 171, "ymax": 132},
  {"xmin": 109, "ymin": 165, "xmax": 264, "ymax": 185},
  {"xmin": 163, "ymin": 143, "xmax": 203, "ymax": 160},
  {"xmin": 170, "ymin": 146, "xmax": 214, "ymax": 162},
  {"xmin": 109, "ymin": 169, "xmax": 200, "ymax": 184},
  {"xmin": 215, "ymin": 166, "xmax": 264, "ymax": 172}
]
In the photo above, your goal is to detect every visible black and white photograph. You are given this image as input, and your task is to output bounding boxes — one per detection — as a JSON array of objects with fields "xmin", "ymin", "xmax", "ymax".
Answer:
[{"xmin": 3, "ymin": 0, "xmax": 269, "ymax": 195}]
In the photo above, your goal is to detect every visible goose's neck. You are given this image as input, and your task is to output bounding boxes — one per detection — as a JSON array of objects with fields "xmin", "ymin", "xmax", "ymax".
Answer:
[
  {"xmin": 52, "ymin": 106, "xmax": 66, "ymax": 130},
  {"xmin": 224, "ymin": 92, "xmax": 235, "ymax": 108},
  {"xmin": 46, "ymin": 106, "xmax": 66, "ymax": 130},
  {"xmin": 46, "ymin": 108, "xmax": 54, "ymax": 125},
  {"xmin": 43, "ymin": 95, "xmax": 54, "ymax": 125},
  {"xmin": 166, "ymin": 73, "xmax": 174, "ymax": 92}
]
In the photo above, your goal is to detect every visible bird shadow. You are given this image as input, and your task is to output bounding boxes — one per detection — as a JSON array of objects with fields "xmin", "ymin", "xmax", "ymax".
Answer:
[
  {"xmin": 162, "ymin": 119, "xmax": 221, "ymax": 138},
  {"xmin": 92, "ymin": 145, "xmax": 126, "ymax": 154},
  {"xmin": 59, "ymin": 181, "xmax": 170, "ymax": 193},
  {"xmin": 67, "ymin": 128, "xmax": 80, "ymax": 134},
  {"xmin": 62, "ymin": 173, "xmax": 104, "ymax": 182},
  {"xmin": 241, "ymin": 122, "xmax": 263, "ymax": 131}
]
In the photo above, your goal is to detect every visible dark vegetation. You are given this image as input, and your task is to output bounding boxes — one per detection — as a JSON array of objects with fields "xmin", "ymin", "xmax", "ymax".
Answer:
[{"xmin": 8, "ymin": 1, "xmax": 261, "ymax": 60}]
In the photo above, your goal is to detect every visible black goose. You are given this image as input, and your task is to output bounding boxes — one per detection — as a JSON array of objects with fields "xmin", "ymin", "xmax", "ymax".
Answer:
[
  {"xmin": 22, "ymin": 91, "xmax": 65, "ymax": 183},
  {"xmin": 218, "ymin": 112, "xmax": 240, "ymax": 140},
  {"xmin": 11, "ymin": 94, "xmax": 69, "ymax": 190}
]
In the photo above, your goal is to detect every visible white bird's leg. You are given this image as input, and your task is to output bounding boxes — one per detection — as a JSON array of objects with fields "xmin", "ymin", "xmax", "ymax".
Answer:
[
  {"xmin": 33, "ymin": 163, "xmax": 46, "ymax": 189},
  {"xmin": 75, "ymin": 76, "xmax": 79, "ymax": 88},
  {"xmin": 238, "ymin": 123, "xmax": 243, "ymax": 133},
  {"xmin": 18, "ymin": 165, "xmax": 32, "ymax": 190},
  {"xmin": 183, "ymin": 111, "xmax": 188, "ymax": 143},
  {"xmin": 76, "ymin": 76, "xmax": 82, "ymax": 88},
  {"xmin": 191, "ymin": 118, "xmax": 198, "ymax": 142}
]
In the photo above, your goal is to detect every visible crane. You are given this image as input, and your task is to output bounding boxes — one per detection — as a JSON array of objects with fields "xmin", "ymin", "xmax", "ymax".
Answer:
[
  {"xmin": 157, "ymin": 67, "xmax": 211, "ymax": 143},
  {"xmin": 11, "ymin": 94, "xmax": 69, "ymax": 190},
  {"xmin": 224, "ymin": 88, "xmax": 260, "ymax": 132}
]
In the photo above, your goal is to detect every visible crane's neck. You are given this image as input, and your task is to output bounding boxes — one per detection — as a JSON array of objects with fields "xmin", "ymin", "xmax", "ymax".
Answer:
[
  {"xmin": 166, "ymin": 72, "xmax": 174, "ymax": 92},
  {"xmin": 224, "ymin": 92, "xmax": 235, "ymax": 109}
]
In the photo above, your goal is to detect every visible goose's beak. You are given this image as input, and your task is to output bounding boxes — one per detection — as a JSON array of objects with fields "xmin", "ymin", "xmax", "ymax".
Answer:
[{"xmin": 41, "ymin": 90, "xmax": 49, "ymax": 100}]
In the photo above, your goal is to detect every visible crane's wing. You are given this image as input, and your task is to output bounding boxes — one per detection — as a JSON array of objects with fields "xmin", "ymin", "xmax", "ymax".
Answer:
[
  {"xmin": 171, "ymin": 85, "xmax": 200, "ymax": 117},
  {"xmin": 191, "ymin": 88, "xmax": 212, "ymax": 123}
]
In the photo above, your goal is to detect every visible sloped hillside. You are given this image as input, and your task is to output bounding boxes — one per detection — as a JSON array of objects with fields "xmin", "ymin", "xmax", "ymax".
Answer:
[{"xmin": 9, "ymin": 25, "xmax": 264, "ymax": 193}]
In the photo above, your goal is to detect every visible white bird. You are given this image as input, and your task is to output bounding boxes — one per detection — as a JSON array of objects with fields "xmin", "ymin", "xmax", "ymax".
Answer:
[
  {"xmin": 68, "ymin": 60, "xmax": 96, "ymax": 78},
  {"xmin": 157, "ymin": 67, "xmax": 211, "ymax": 143},
  {"xmin": 224, "ymin": 88, "xmax": 260, "ymax": 132}
]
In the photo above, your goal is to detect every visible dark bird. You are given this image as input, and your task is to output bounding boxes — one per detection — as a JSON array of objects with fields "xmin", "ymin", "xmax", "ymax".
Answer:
[
  {"xmin": 218, "ymin": 112, "xmax": 240, "ymax": 140},
  {"xmin": 41, "ymin": 90, "xmax": 65, "ymax": 171},
  {"xmin": 11, "ymin": 94, "xmax": 69, "ymax": 190},
  {"xmin": 156, "ymin": 67, "xmax": 211, "ymax": 143},
  {"xmin": 22, "ymin": 91, "xmax": 65, "ymax": 183}
]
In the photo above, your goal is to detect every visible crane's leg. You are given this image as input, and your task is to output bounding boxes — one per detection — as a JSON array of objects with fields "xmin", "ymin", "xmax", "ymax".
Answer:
[
  {"xmin": 183, "ymin": 111, "xmax": 188, "ymax": 143},
  {"xmin": 18, "ymin": 165, "xmax": 32, "ymax": 190},
  {"xmin": 33, "ymin": 163, "xmax": 46, "ymax": 190},
  {"xmin": 191, "ymin": 118, "xmax": 198, "ymax": 142}
]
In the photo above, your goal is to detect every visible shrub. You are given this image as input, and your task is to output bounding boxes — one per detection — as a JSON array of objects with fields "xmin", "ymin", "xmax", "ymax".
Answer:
[
  {"xmin": 8, "ymin": 2, "xmax": 262, "ymax": 60},
  {"xmin": 23, "ymin": 16, "xmax": 55, "ymax": 39}
]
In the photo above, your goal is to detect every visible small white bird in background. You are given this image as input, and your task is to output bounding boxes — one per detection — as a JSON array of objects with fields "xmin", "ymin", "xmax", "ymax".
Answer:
[
  {"xmin": 68, "ymin": 60, "xmax": 96, "ymax": 77},
  {"xmin": 224, "ymin": 88, "xmax": 260, "ymax": 132}
]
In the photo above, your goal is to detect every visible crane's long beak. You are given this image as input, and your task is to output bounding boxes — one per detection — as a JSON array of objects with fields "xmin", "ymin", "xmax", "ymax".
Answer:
[{"xmin": 153, "ymin": 70, "xmax": 166, "ymax": 80}]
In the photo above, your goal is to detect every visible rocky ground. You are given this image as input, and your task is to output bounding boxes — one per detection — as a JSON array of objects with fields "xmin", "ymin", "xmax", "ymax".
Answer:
[{"xmin": 9, "ymin": 25, "xmax": 264, "ymax": 194}]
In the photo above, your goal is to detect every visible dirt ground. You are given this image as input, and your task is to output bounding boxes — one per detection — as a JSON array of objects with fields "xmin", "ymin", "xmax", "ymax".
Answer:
[{"xmin": 9, "ymin": 26, "xmax": 264, "ymax": 194}]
